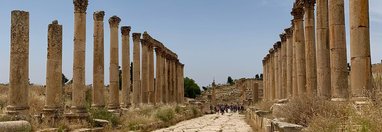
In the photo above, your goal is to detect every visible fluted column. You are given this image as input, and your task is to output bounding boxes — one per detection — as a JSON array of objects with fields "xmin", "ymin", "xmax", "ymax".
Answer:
[
  {"xmin": 71, "ymin": 0, "xmax": 88, "ymax": 115},
  {"xmin": 141, "ymin": 40, "xmax": 149, "ymax": 104},
  {"xmin": 273, "ymin": 44, "xmax": 279, "ymax": 99},
  {"xmin": 163, "ymin": 56, "xmax": 169, "ymax": 103},
  {"xmin": 121, "ymin": 26, "xmax": 131, "ymax": 108},
  {"xmin": 155, "ymin": 48, "xmax": 162, "ymax": 104},
  {"xmin": 7, "ymin": 10, "xmax": 30, "ymax": 115},
  {"xmin": 277, "ymin": 42, "xmax": 282, "ymax": 99},
  {"xmin": 281, "ymin": 34, "xmax": 287, "ymax": 99},
  {"xmin": 316, "ymin": 0, "xmax": 331, "ymax": 99},
  {"xmin": 285, "ymin": 28, "xmax": 294, "ymax": 98},
  {"xmin": 329, "ymin": 0, "xmax": 348, "ymax": 100},
  {"xmin": 304, "ymin": 0, "xmax": 317, "ymax": 96},
  {"xmin": 132, "ymin": 33, "xmax": 142, "ymax": 105},
  {"xmin": 108, "ymin": 16, "xmax": 121, "ymax": 111},
  {"xmin": 148, "ymin": 45, "xmax": 155, "ymax": 104},
  {"xmin": 43, "ymin": 20, "xmax": 63, "ymax": 115},
  {"xmin": 269, "ymin": 49, "xmax": 275, "ymax": 100},
  {"xmin": 350, "ymin": 0, "xmax": 371, "ymax": 101},
  {"xmin": 262, "ymin": 59, "xmax": 267, "ymax": 100},
  {"xmin": 180, "ymin": 63, "xmax": 185, "ymax": 103},
  {"xmin": 292, "ymin": 26, "xmax": 298, "ymax": 97},
  {"xmin": 253, "ymin": 82, "xmax": 259, "ymax": 103},
  {"xmin": 292, "ymin": 4, "xmax": 306, "ymax": 96},
  {"xmin": 92, "ymin": 11, "xmax": 105, "ymax": 108}
]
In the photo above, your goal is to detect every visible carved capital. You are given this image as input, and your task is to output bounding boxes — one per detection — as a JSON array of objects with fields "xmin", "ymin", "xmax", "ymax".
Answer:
[
  {"xmin": 121, "ymin": 26, "xmax": 131, "ymax": 36},
  {"xmin": 276, "ymin": 41, "xmax": 281, "ymax": 48},
  {"xmin": 109, "ymin": 16, "xmax": 121, "ymax": 27},
  {"xmin": 269, "ymin": 48, "xmax": 274, "ymax": 54},
  {"xmin": 93, "ymin": 11, "xmax": 105, "ymax": 21},
  {"xmin": 279, "ymin": 33, "xmax": 287, "ymax": 42},
  {"xmin": 73, "ymin": 0, "xmax": 88, "ymax": 13},
  {"xmin": 284, "ymin": 28, "xmax": 293, "ymax": 38},
  {"xmin": 132, "ymin": 33, "xmax": 141, "ymax": 41},
  {"xmin": 291, "ymin": 2, "xmax": 304, "ymax": 19}
]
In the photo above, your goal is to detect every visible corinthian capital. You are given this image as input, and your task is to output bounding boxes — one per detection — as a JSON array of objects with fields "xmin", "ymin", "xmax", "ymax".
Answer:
[
  {"xmin": 291, "ymin": 2, "xmax": 304, "ymax": 19},
  {"xmin": 73, "ymin": 0, "xmax": 88, "ymax": 13},
  {"xmin": 121, "ymin": 26, "xmax": 131, "ymax": 36},
  {"xmin": 109, "ymin": 16, "xmax": 121, "ymax": 27},
  {"xmin": 93, "ymin": 11, "xmax": 105, "ymax": 21}
]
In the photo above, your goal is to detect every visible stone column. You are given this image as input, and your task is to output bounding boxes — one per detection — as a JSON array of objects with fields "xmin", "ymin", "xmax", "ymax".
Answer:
[
  {"xmin": 316, "ymin": 0, "xmax": 331, "ymax": 99},
  {"xmin": 163, "ymin": 56, "xmax": 169, "ymax": 103},
  {"xmin": 253, "ymin": 82, "xmax": 259, "ymax": 103},
  {"xmin": 292, "ymin": 4, "xmax": 306, "ymax": 96},
  {"xmin": 269, "ymin": 49, "xmax": 275, "ymax": 100},
  {"xmin": 329, "ymin": 0, "xmax": 348, "ymax": 100},
  {"xmin": 108, "ymin": 16, "xmax": 121, "ymax": 111},
  {"xmin": 277, "ymin": 42, "xmax": 283, "ymax": 99},
  {"xmin": 177, "ymin": 62, "xmax": 182, "ymax": 103},
  {"xmin": 285, "ymin": 28, "xmax": 294, "ymax": 98},
  {"xmin": 121, "ymin": 26, "xmax": 131, "ymax": 108},
  {"xmin": 71, "ymin": 0, "xmax": 88, "ymax": 115},
  {"xmin": 7, "ymin": 11, "xmax": 30, "ymax": 115},
  {"xmin": 262, "ymin": 59, "xmax": 267, "ymax": 100},
  {"xmin": 43, "ymin": 20, "xmax": 63, "ymax": 114},
  {"xmin": 92, "ymin": 11, "xmax": 105, "ymax": 108},
  {"xmin": 171, "ymin": 59, "xmax": 176, "ymax": 103},
  {"xmin": 281, "ymin": 34, "xmax": 288, "ymax": 99},
  {"xmin": 292, "ymin": 26, "xmax": 298, "ymax": 97},
  {"xmin": 148, "ymin": 45, "xmax": 155, "ymax": 104},
  {"xmin": 180, "ymin": 63, "xmax": 185, "ymax": 103},
  {"xmin": 132, "ymin": 33, "xmax": 142, "ymax": 105},
  {"xmin": 141, "ymin": 40, "xmax": 149, "ymax": 104},
  {"xmin": 350, "ymin": 0, "xmax": 371, "ymax": 101},
  {"xmin": 304, "ymin": 0, "xmax": 317, "ymax": 96},
  {"xmin": 273, "ymin": 44, "xmax": 279, "ymax": 99},
  {"xmin": 155, "ymin": 48, "xmax": 162, "ymax": 104}
]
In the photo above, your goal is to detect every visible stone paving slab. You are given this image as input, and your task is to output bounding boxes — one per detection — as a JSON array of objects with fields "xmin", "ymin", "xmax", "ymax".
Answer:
[{"xmin": 154, "ymin": 113, "xmax": 252, "ymax": 132}]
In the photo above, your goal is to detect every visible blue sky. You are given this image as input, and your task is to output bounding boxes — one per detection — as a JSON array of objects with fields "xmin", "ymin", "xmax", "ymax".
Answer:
[{"xmin": 0, "ymin": 0, "xmax": 381, "ymax": 87}]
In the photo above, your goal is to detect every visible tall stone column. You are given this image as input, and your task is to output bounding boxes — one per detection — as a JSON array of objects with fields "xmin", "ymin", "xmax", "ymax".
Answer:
[
  {"xmin": 163, "ymin": 57, "xmax": 169, "ymax": 103},
  {"xmin": 280, "ymin": 34, "xmax": 287, "ymax": 99},
  {"xmin": 316, "ymin": 0, "xmax": 331, "ymax": 99},
  {"xmin": 141, "ymin": 40, "xmax": 149, "ymax": 104},
  {"xmin": 148, "ymin": 45, "xmax": 155, "ymax": 104},
  {"xmin": 155, "ymin": 48, "xmax": 163, "ymax": 104},
  {"xmin": 292, "ymin": 26, "xmax": 298, "ymax": 97},
  {"xmin": 108, "ymin": 16, "xmax": 121, "ymax": 111},
  {"xmin": 180, "ymin": 63, "xmax": 185, "ymax": 103},
  {"xmin": 121, "ymin": 26, "xmax": 131, "ymax": 108},
  {"xmin": 132, "ymin": 33, "xmax": 142, "ymax": 105},
  {"xmin": 71, "ymin": 0, "xmax": 88, "ymax": 115},
  {"xmin": 285, "ymin": 28, "xmax": 293, "ymax": 98},
  {"xmin": 304, "ymin": 0, "xmax": 317, "ymax": 96},
  {"xmin": 92, "ymin": 11, "xmax": 105, "ymax": 108},
  {"xmin": 269, "ymin": 49, "xmax": 275, "ymax": 100},
  {"xmin": 262, "ymin": 59, "xmax": 267, "ymax": 100},
  {"xmin": 7, "ymin": 10, "xmax": 30, "ymax": 115},
  {"xmin": 329, "ymin": 0, "xmax": 348, "ymax": 100},
  {"xmin": 292, "ymin": 4, "xmax": 306, "ymax": 96},
  {"xmin": 273, "ymin": 44, "xmax": 279, "ymax": 99},
  {"xmin": 277, "ymin": 42, "xmax": 283, "ymax": 99},
  {"xmin": 253, "ymin": 82, "xmax": 259, "ymax": 103},
  {"xmin": 44, "ymin": 20, "xmax": 63, "ymax": 115},
  {"xmin": 171, "ymin": 59, "xmax": 176, "ymax": 103},
  {"xmin": 350, "ymin": 0, "xmax": 371, "ymax": 101}
]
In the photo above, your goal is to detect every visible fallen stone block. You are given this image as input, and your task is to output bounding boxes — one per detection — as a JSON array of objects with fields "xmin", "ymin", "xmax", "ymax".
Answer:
[{"xmin": 0, "ymin": 120, "xmax": 32, "ymax": 132}]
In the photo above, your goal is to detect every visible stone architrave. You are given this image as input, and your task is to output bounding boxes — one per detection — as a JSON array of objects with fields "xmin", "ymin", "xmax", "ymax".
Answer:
[
  {"xmin": 148, "ymin": 45, "xmax": 155, "ymax": 104},
  {"xmin": 132, "ymin": 33, "xmax": 142, "ymax": 105},
  {"xmin": 7, "ymin": 10, "xmax": 30, "ymax": 115},
  {"xmin": 292, "ymin": 4, "xmax": 306, "ymax": 96},
  {"xmin": 304, "ymin": 0, "xmax": 317, "ymax": 96},
  {"xmin": 43, "ymin": 20, "xmax": 63, "ymax": 114},
  {"xmin": 329, "ymin": 0, "xmax": 348, "ymax": 100},
  {"xmin": 285, "ymin": 28, "xmax": 294, "ymax": 98},
  {"xmin": 92, "ymin": 11, "xmax": 105, "ymax": 108},
  {"xmin": 108, "ymin": 16, "xmax": 121, "ymax": 111},
  {"xmin": 350, "ymin": 0, "xmax": 371, "ymax": 101},
  {"xmin": 71, "ymin": 0, "xmax": 88, "ymax": 115},
  {"xmin": 121, "ymin": 26, "xmax": 131, "ymax": 108},
  {"xmin": 141, "ymin": 39, "xmax": 149, "ymax": 104},
  {"xmin": 316, "ymin": 0, "xmax": 331, "ymax": 99}
]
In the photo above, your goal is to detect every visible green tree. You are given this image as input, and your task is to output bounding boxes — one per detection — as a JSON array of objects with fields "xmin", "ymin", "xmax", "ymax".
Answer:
[
  {"xmin": 184, "ymin": 77, "xmax": 201, "ymax": 98},
  {"xmin": 227, "ymin": 76, "xmax": 234, "ymax": 85},
  {"xmin": 62, "ymin": 73, "xmax": 69, "ymax": 85}
]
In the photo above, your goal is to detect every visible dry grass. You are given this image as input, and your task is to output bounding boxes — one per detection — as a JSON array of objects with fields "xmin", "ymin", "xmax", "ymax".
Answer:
[{"xmin": 254, "ymin": 100, "xmax": 274, "ymax": 111}]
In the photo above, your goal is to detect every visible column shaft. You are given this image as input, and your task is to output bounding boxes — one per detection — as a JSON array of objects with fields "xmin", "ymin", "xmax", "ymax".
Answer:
[
  {"xmin": 148, "ymin": 46, "xmax": 155, "ymax": 104},
  {"xmin": 121, "ymin": 26, "xmax": 131, "ymax": 108},
  {"xmin": 132, "ymin": 33, "xmax": 142, "ymax": 105},
  {"xmin": 155, "ymin": 49, "xmax": 162, "ymax": 103},
  {"xmin": 141, "ymin": 40, "xmax": 149, "ymax": 104},
  {"xmin": 292, "ymin": 5, "xmax": 306, "ymax": 96},
  {"xmin": 285, "ymin": 28, "xmax": 294, "ymax": 98},
  {"xmin": 92, "ymin": 11, "xmax": 105, "ymax": 108},
  {"xmin": 304, "ymin": 1, "xmax": 317, "ymax": 96}
]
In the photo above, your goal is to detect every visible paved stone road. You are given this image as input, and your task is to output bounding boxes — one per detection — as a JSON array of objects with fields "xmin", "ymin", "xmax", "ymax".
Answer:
[{"xmin": 154, "ymin": 113, "xmax": 253, "ymax": 132}]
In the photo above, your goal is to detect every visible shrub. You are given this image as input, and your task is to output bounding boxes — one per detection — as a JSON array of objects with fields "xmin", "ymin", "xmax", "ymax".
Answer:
[
  {"xmin": 89, "ymin": 108, "xmax": 119, "ymax": 127},
  {"xmin": 155, "ymin": 107, "xmax": 175, "ymax": 122}
]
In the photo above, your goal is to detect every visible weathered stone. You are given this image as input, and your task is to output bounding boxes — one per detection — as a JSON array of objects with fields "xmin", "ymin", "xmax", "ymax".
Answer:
[
  {"xmin": 292, "ymin": 3, "xmax": 306, "ymax": 96},
  {"xmin": 141, "ymin": 39, "xmax": 149, "ymax": 104},
  {"xmin": 108, "ymin": 16, "xmax": 121, "ymax": 111},
  {"xmin": 285, "ymin": 28, "xmax": 293, "ymax": 98},
  {"xmin": 7, "ymin": 10, "xmax": 30, "ymax": 115},
  {"xmin": 133, "ymin": 33, "xmax": 142, "ymax": 105},
  {"xmin": 0, "ymin": 121, "xmax": 31, "ymax": 132},
  {"xmin": 44, "ymin": 20, "xmax": 63, "ymax": 115},
  {"xmin": 329, "ymin": 0, "xmax": 348, "ymax": 100},
  {"xmin": 304, "ymin": 0, "xmax": 317, "ymax": 97},
  {"xmin": 92, "ymin": 11, "xmax": 105, "ymax": 108},
  {"xmin": 121, "ymin": 26, "xmax": 131, "ymax": 108}
]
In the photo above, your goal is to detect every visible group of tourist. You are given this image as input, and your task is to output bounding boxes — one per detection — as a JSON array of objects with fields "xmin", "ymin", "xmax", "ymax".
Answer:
[{"xmin": 211, "ymin": 104, "xmax": 245, "ymax": 115}]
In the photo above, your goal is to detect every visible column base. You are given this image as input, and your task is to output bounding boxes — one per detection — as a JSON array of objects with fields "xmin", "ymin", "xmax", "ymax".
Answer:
[
  {"xmin": 66, "ymin": 106, "xmax": 89, "ymax": 118},
  {"xmin": 42, "ymin": 107, "xmax": 63, "ymax": 127},
  {"xmin": 107, "ymin": 104, "xmax": 120, "ymax": 112},
  {"xmin": 91, "ymin": 104, "xmax": 105, "ymax": 109}
]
